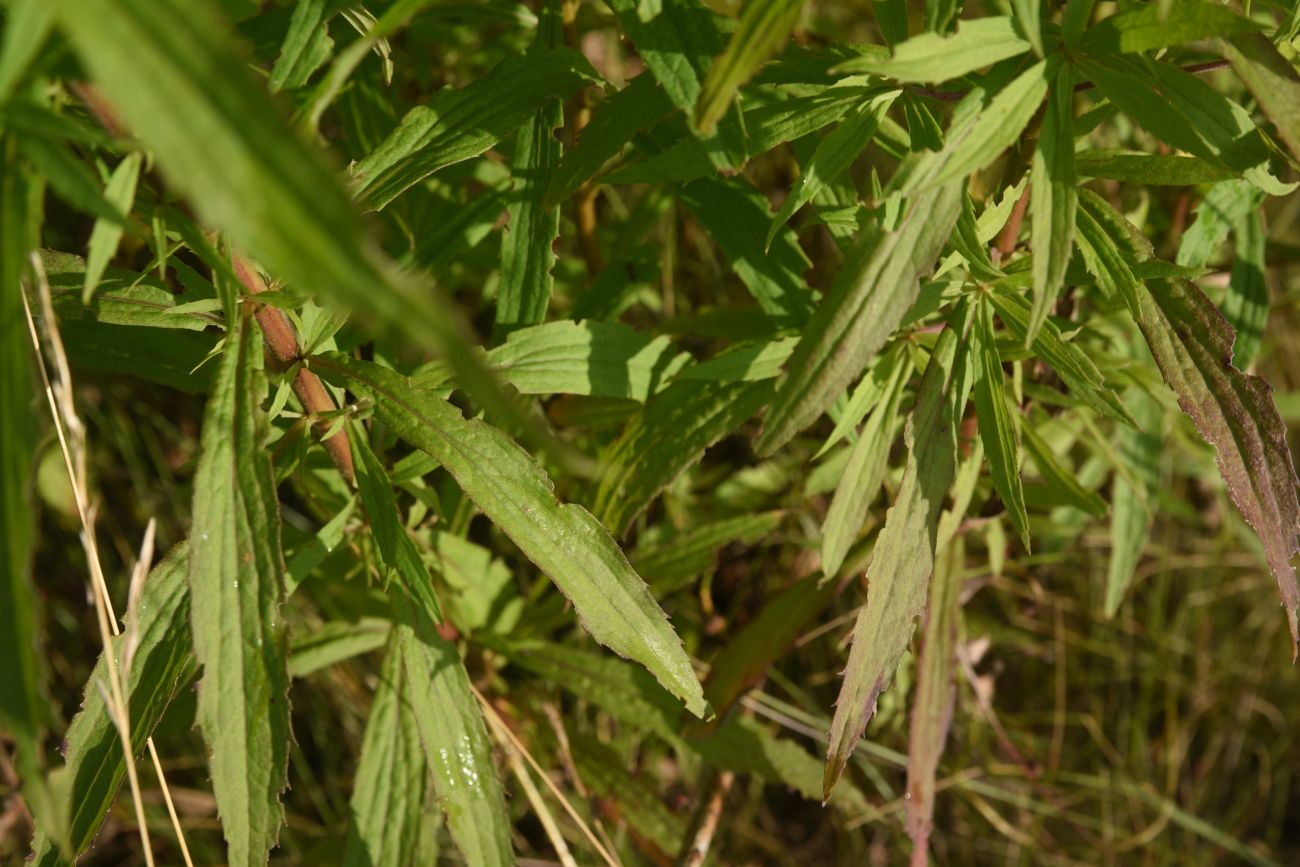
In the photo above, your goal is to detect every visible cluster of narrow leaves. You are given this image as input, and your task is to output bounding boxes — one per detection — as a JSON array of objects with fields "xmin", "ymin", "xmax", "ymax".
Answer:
[{"xmin": 4, "ymin": 0, "xmax": 1300, "ymax": 864}]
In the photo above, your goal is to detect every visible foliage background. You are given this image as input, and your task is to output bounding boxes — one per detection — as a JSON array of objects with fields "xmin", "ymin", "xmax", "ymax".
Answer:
[{"xmin": 4, "ymin": 0, "xmax": 1300, "ymax": 865}]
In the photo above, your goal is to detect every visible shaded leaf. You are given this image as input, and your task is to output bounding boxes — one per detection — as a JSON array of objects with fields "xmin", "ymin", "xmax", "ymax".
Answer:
[
  {"xmin": 695, "ymin": 0, "xmax": 804, "ymax": 133},
  {"xmin": 1220, "ymin": 32, "xmax": 1300, "ymax": 165},
  {"xmin": 1020, "ymin": 417, "xmax": 1108, "ymax": 518},
  {"xmin": 288, "ymin": 618, "xmax": 391, "ymax": 679},
  {"xmin": 972, "ymin": 298, "xmax": 1029, "ymax": 548},
  {"xmin": 1105, "ymin": 382, "xmax": 1161, "ymax": 617},
  {"xmin": 1222, "ymin": 208, "xmax": 1268, "ymax": 369},
  {"xmin": 1027, "ymin": 61, "xmax": 1076, "ymax": 345},
  {"xmin": 82, "ymin": 151, "xmax": 142, "ymax": 304},
  {"xmin": 1075, "ymin": 150, "xmax": 1235, "ymax": 186},
  {"xmin": 632, "ymin": 511, "xmax": 784, "ymax": 595},
  {"xmin": 1079, "ymin": 1, "xmax": 1260, "ymax": 54}
]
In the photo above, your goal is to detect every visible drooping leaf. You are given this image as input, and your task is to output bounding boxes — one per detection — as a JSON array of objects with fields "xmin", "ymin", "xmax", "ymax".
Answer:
[
  {"xmin": 342, "ymin": 638, "xmax": 436, "ymax": 867},
  {"xmin": 905, "ymin": 534, "xmax": 963, "ymax": 865},
  {"xmin": 188, "ymin": 311, "xmax": 291, "ymax": 867},
  {"xmin": 757, "ymin": 177, "xmax": 963, "ymax": 455},
  {"xmin": 1078, "ymin": 1, "xmax": 1260, "ymax": 55},
  {"xmin": 396, "ymin": 609, "xmax": 514, "ymax": 867},
  {"xmin": 487, "ymin": 320, "xmax": 689, "ymax": 401},
  {"xmin": 1027, "ymin": 61, "xmax": 1076, "ymax": 346},
  {"xmin": 836, "ymin": 17, "xmax": 1030, "ymax": 82},
  {"xmin": 972, "ymin": 298, "xmax": 1030, "ymax": 548},
  {"xmin": 824, "ymin": 305, "xmax": 973, "ymax": 797},
  {"xmin": 81, "ymin": 151, "xmax": 141, "ymax": 304},
  {"xmin": 1135, "ymin": 278, "xmax": 1300, "ymax": 652},
  {"xmin": 352, "ymin": 48, "xmax": 597, "ymax": 210},
  {"xmin": 694, "ymin": 0, "xmax": 804, "ymax": 133},
  {"xmin": 313, "ymin": 353, "xmax": 708, "ymax": 715},
  {"xmin": 679, "ymin": 176, "xmax": 815, "ymax": 323},
  {"xmin": 1219, "ymin": 32, "xmax": 1300, "ymax": 165},
  {"xmin": 767, "ymin": 90, "xmax": 898, "ymax": 250},
  {"xmin": 29, "ymin": 547, "xmax": 195, "ymax": 866},
  {"xmin": 820, "ymin": 351, "xmax": 911, "ymax": 578},
  {"xmin": 495, "ymin": 8, "xmax": 566, "ymax": 339},
  {"xmin": 1020, "ymin": 416, "xmax": 1108, "ymax": 518},
  {"xmin": 593, "ymin": 378, "xmax": 774, "ymax": 534}
]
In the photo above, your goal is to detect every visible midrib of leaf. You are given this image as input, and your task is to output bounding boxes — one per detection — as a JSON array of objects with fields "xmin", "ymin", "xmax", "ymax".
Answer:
[
  {"xmin": 312, "ymin": 353, "xmax": 708, "ymax": 716},
  {"xmin": 188, "ymin": 312, "xmax": 291, "ymax": 867}
]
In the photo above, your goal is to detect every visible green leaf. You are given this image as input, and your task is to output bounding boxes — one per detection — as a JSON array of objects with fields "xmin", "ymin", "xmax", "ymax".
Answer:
[
  {"xmin": 495, "ymin": 9, "xmax": 566, "ymax": 339},
  {"xmin": 486, "ymin": 320, "xmax": 689, "ymax": 401},
  {"xmin": 1010, "ymin": 0, "xmax": 1043, "ymax": 58},
  {"xmin": 837, "ymin": 17, "xmax": 1031, "ymax": 82},
  {"xmin": 757, "ymin": 177, "xmax": 963, "ymax": 455},
  {"xmin": 396, "ymin": 611, "xmax": 513, "ymax": 867},
  {"xmin": 0, "ymin": 0, "xmax": 55, "ymax": 101},
  {"xmin": 1075, "ymin": 150, "xmax": 1235, "ymax": 186},
  {"xmin": 188, "ymin": 311, "xmax": 291, "ymax": 867},
  {"xmin": 545, "ymin": 73, "xmax": 675, "ymax": 208},
  {"xmin": 593, "ymin": 378, "xmax": 774, "ymax": 534},
  {"xmin": 18, "ymin": 135, "xmax": 126, "ymax": 225},
  {"xmin": 679, "ymin": 176, "xmax": 814, "ymax": 323},
  {"xmin": 1020, "ymin": 417, "xmax": 1107, "ymax": 518},
  {"xmin": 675, "ymin": 337, "xmax": 798, "ymax": 383},
  {"xmin": 82, "ymin": 151, "xmax": 142, "ymax": 304},
  {"xmin": 353, "ymin": 47, "xmax": 596, "ymax": 210},
  {"xmin": 924, "ymin": 59, "xmax": 1051, "ymax": 192},
  {"xmin": 987, "ymin": 290, "xmax": 1133, "ymax": 426},
  {"xmin": 1135, "ymin": 279, "xmax": 1300, "ymax": 651},
  {"xmin": 351, "ymin": 425, "xmax": 443, "ymax": 621},
  {"xmin": 29, "ymin": 546, "xmax": 195, "ymax": 866},
  {"xmin": 632, "ymin": 511, "xmax": 784, "ymax": 594},
  {"xmin": 1220, "ymin": 32, "xmax": 1300, "ymax": 165},
  {"xmin": 288, "ymin": 618, "xmax": 391, "ymax": 678},
  {"xmin": 0, "ymin": 133, "xmax": 51, "ymax": 840},
  {"xmin": 820, "ymin": 351, "xmax": 911, "ymax": 577},
  {"xmin": 1223, "ymin": 208, "xmax": 1267, "ymax": 369},
  {"xmin": 604, "ymin": 0, "xmax": 746, "ymax": 166},
  {"xmin": 342, "ymin": 638, "xmax": 436, "ymax": 867},
  {"xmin": 313, "ymin": 353, "xmax": 709, "ymax": 715},
  {"xmin": 972, "ymin": 298, "xmax": 1030, "ymax": 548},
  {"xmin": 269, "ymin": 0, "xmax": 336, "ymax": 92},
  {"xmin": 766, "ymin": 90, "xmax": 898, "ymax": 250},
  {"xmin": 824, "ymin": 305, "xmax": 973, "ymax": 797},
  {"xmin": 1078, "ymin": 1, "xmax": 1261, "ymax": 55},
  {"xmin": 1177, "ymin": 179, "xmax": 1260, "ymax": 270},
  {"xmin": 905, "ymin": 533, "xmax": 962, "ymax": 863},
  {"xmin": 571, "ymin": 738, "xmax": 687, "ymax": 856},
  {"xmin": 873, "ymin": 0, "xmax": 908, "ymax": 46},
  {"xmin": 694, "ymin": 0, "xmax": 804, "ymax": 133},
  {"xmin": 1027, "ymin": 62, "xmax": 1077, "ymax": 346}
]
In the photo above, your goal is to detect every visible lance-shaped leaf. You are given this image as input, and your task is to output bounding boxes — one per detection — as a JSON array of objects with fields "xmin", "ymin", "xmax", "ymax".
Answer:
[
  {"xmin": 396, "ymin": 608, "xmax": 513, "ymax": 867},
  {"xmin": 269, "ymin": 0, "xmax": 335, "ymax": 92},
  {"xmin": 1027, "ymin": 61, "xmax": 1076, "ymax": 346},
  {"xmin": 1075, "ymin": 151, "xmax": 1234, "ymax": 186},
  {"xmin": 694, "ymin": 0, "xmax": 804, "ymax": 133},
  {"xmin": 767, "ymin": 90, "xmax": 898, "ymax": 250},
  {"xmin": 757, "ymin": 178, "xmax": 963, "ymax": 455},
  {"xmin": 835, "ymin": 16, "xmax": 1030, "ymax": 82},
  {"xmin": 353, "ymin": 48, "xmax": 597, "ymax": 211},
  {"xmin": 1079, "ymin": 1, "xmax": 1260, "ymax": 54},
  {"xmin": 312, "ymin": 353, "xmax": 708, "ymax": 716},
  {"xmin": 632, "ymin": 511, "xmax": 784, "ymax": 594},
  {"xmin": 342, "ymin": 638, "xmax": 435, "ymax": 867},
  {"xmin": 824, "ymin": 306, "xmax": 973, "ymax": 797},
  {"xmin": 821, "ymin": 351, "xmax": 911, "ymax": 578},
  {"xmin": 905, "ymin": 534, "xmax": 963, "ymax": 866},
  {"xmin": 593, "ymin": 378, "xmax": 775, "ymax": 534},
  {"xmin": 1105, "ymin": 383, "xmax": 1161, "ymax": 618},
  {"xmin": 495, "ymin": 8, "xmax": 565, "ymax": 339},
  {"xmin": 487, "ymin": 320, "xmax": 689, "ymax": 401},
  {"xmin": 28, "ymin": 546, "xmax": 195, "ymax": 867},
  {"xmin": 1135, "ymin": 279, "xmax": 1300, "ymax": 651},
  {"xmin": 188, "ymin": 311, "xmax": 291, "ymax": 867},
  {"xmin": 972, "ymin": 298, "xmax": 1030, "ymax": 548},
  {"xmin": 82, "ymin": 150, "xmax": 141, "ymax": 304},
  {"xmin": 1219, "ymin": 33, "xmax": 1300, "ymax": 165}
]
